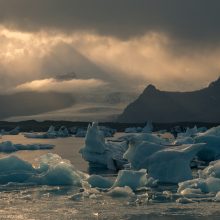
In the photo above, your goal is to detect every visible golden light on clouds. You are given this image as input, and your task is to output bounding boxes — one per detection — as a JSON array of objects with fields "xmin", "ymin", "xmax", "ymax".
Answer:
[
  {"xmin": 15, "ymin": 78, "xmax": 107, "ymax": 93},
  {"xmin": 0, "ymin": 25, "xmax": 220, "ymax": 93}
]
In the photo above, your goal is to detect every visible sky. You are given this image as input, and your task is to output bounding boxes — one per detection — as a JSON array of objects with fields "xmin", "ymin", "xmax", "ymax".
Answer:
[{"xmin": 1, "ymin": 0, "xmax": 220, "ymax": 121}]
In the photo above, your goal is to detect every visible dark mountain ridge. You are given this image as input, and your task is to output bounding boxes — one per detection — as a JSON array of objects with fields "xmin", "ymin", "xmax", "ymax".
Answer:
[{"xmin": 118, "ymin": 77, "xmax": 220, "ymax": 123}]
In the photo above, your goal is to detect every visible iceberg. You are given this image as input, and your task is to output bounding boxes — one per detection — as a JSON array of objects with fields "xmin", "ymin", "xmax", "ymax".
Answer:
[
  {"xmin": 0, "ymin": 155, "xmax": 36, "ymax": 184},
  {"xmin": 124, "ymin": 141, "xmax": 167, "ymax": 170},
  {"xmin": 0, "ymin": 153, "xmax": 87, "ymax": 186},
  {"xmin": 57, "ymin": 126, "xmax": 70, "ymax": 137},
  {"xmin": 0, "ymin": 126, "xmax": 20, "ymax": 135},
  {"xmin": 25, "ymin": 125, "xmax": 71, "ymax": 139},
  {"xmin": 178, "ymin": 160, "xmax": 220, "ymax": 197},
  {"xmin": 87, "ymin": 175, "xmax": 113, "ymax": 189},
  {"xmin": 193, "ymin": 125, "xmax": 220, "ymax": 161},
  {"xmin": 142, "ymin": 121, "xmax": 153, "ymax": 133},
  {"xmin": 123, "ymin": 132, "xmax": 171, "ymax": 170},
  {"xmin": 194, "ymin": 135, "xmax": 220, "ymax": 161},
  {"xmin": 200, "ymin": 125, "xmax": 220, "ymax": 137},
  {"xmin": 138, "ymin": 143, "xmax": 205, "ymax": 183},
  {"xmin": 112, "ymin": 169, "xmax": 147, "ymax": 191},
  {"xmin": 75, "ymin": 128, "xmax": 87, "ymax": 137},
  {"xmin": 80, "ymin": 122, "xmax": 128, "ymax": 171},
  {"xmin": 177, "ymin": 126, "xmax": 198, "ymax": 138},
  {"xmin": 122, "ymin": 128, "xmax": 220, "ymax": 183}
]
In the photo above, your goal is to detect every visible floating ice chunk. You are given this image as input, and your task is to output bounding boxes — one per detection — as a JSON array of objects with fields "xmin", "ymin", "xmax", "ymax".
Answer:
[
  {"xmin": 124, "ymin": 141, "xmax": 166, "ymax": 169},
  {"xmin": 70, "ymin": 192, "xmax": 84, "ymax": 201},
  {"xmin": 88, "ymin": 175, "xmax": 113, "ymax": 189},
  {"xmin": 34, "ymin": 161, "xmax": 82, "ymax": 186},
  {"xmin": 0, "ymin": 155, "xmax": 36, "ymax": 184},
  {"xmin": 57, "ymin": 126, "xmax": 70, "ymax": 137},
  {"xmin": 15, "ymin": 143, "xmax": 54, "ymax": 151},
  {"xmin": 214, "ymin": 191, "xmax": 220, "ymax": 202},
  {"xmin": 0, "ymin": 141, "xmax": 54, "ymax": 152},
  {"xmin": 98, "ymin": 126, "xmax": 116, "ymax": 137},
  {"xmin": 179, "ymin": 188, "xmax": 204, "ymax": 198},
  {"xmin": 1, "ymin": 126, "xmax": 20, "ymax": 135},
  {"xmin": 194, "ymin": 135, "xmax": 220, "ymax": 161},
  {"xmin": 141, "ymin": 143, "xmax": 205, "ymax": 183},
  {"xmin": 178, "ymin": 177, "xmax": 220, "ymax": 195},
  {"xmin": 199, "ymin": 160, "xmax": 220, "ymax": 179},
  {"xmin": 0, "ymin": 153, "xmax": 86, "ymax": 186},
  {"xmin": 204, "ymin": 177, "xmax": 220, "ymax": 193},
  {"xmin": 107, "ymin": 186, "xmax": 135, "ymax": 198},
  {"xmin": 200, "ymin": 125, "xmax": 220, "ymax": 137},
  {"xmin": 25, "ymin": 125, "xmax": 70, "ymax": 139},
  {"xmin": 176, "ymin": 197, "xmax": 194, "ymax": 204},
  {"xmin": 129, "ymin": 133, "xmax": 170, "ymax": 147},
  {"xmin": 178, "ymin": 160, "xmax": 220, "ymax": 196},
  {"xmin": 80, "ymin": 122, "xmax": 128, "ymax": 170},
  {"xmin": 125, "ymin": 127, "xmax": 142, "ymax": 133},
  {"xmin": 84, "ymin": 122, "xmax": 106, "ymax": 154},
  {"xmin": 0, "ymin": 141, "xmax": 17, "ymax": 152},
  {"xmin": 75, "ymin": 128, "xmax": 87, "ymax": 137},
  {"xmin": 174, "ymin": 137, "xmax": 194, "ymax": 145},
  {"xmin": 142, "ymin": 121, "xmax": 153, "ymax": 133},
  {"xmin": 112, "ymin": 169, "xmax": 147, "ymax": 191},
  {"xmin": 177, "ymin": 126, "xmax": 198, "ymax": 138},
  {"xmin": 24, "ymin": 133, "xmax": 48, "ymax": 139}
]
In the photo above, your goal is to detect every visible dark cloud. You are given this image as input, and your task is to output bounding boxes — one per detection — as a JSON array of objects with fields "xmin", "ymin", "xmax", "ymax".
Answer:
[{"xmin": 0, "ymin": 0, "xmax": 220, "ymax": 46}]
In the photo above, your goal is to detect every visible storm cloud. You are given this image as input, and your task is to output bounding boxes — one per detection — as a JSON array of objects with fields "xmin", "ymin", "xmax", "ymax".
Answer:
[
  {"xmin": 0, "ymin": 0, "xmax": 219, "ymax": 47},
  {"xmin": 0, "ymin": 1, "xmax": 220, "ymax": 120}
]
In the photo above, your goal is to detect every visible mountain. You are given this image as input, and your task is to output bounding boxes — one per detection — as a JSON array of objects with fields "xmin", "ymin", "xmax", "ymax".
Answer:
[
  {"xmin": 0, "ymin": 92, "xmax": 74, "ymax": 119},
  {"xmin": 117, "ymin": 77, "xmax": 220, "ymax": 123}
]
